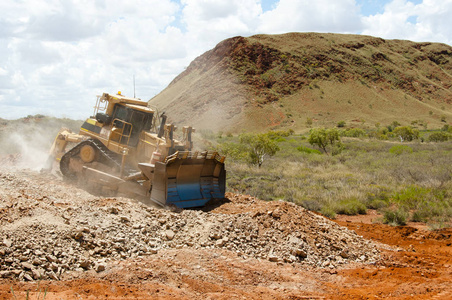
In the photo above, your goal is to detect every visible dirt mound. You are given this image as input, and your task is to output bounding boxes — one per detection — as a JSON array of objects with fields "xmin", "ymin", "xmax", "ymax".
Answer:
[
  {"xmin": 1, "ymin": 167, "xmax": 451, "ymax": 299},
  {"xmin": 0, "ymin": 169, "xmax": 379, "ymax": 282}
]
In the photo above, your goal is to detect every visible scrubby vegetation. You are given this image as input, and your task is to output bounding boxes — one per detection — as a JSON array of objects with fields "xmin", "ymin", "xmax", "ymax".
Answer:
[{"xmin": 206, "ymin": 125, "xmax": 452, "ymax": 228}]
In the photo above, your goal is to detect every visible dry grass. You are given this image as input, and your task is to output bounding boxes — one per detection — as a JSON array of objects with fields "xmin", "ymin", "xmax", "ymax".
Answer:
[{"xmin": 215, "ymin": 133, "xmax": 452, "ymax": 228}]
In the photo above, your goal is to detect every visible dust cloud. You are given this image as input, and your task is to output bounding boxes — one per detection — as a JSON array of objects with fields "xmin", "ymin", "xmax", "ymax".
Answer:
[
  {"xmin": 8, "ymin": 130, "xmax": 52, "ymax": 170},
  {"xmin": 0, "ymin": 117, "xmax": 82, "ymax": 171}
]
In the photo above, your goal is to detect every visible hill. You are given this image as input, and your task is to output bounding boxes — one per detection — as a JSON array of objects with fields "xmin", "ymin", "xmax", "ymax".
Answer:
[{"xmin": 149, "ymin": 32, "xmax": 452, "ymax": 132}]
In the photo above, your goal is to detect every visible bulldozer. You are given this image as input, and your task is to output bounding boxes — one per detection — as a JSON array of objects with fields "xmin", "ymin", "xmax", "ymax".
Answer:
[{"xmin": 48, "ymin": 92, "xmax": 226, "ymax": 208}]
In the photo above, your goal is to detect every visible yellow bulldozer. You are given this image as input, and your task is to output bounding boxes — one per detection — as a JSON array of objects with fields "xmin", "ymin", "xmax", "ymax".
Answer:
[{"xmin": 48, "ymin": 92, "xmax": 226, "ymax": 208}]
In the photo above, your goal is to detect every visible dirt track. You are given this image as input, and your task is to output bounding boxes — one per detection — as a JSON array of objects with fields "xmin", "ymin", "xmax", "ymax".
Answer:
[{"xmin": 0, "ymin": 168, "xmax": 451, "ymax": 299}]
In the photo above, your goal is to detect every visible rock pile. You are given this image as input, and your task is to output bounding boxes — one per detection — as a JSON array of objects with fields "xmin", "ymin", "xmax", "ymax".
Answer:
[{"xmin": 0, "ymin": 170, "xmax": 379, "ymax": 281}]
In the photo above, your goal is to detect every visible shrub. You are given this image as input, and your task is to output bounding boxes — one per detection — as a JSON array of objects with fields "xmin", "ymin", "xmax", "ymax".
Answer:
[
  {"xmin": 411, "ymin": 211, "xmax": 427, "ymax": 223},
  {"xmin": 368, "ymin": 127, "xmax": 389, "ymax": 140},
  {"xmin": 239, "ymin": 133, "xmax": 280, "ymax": 167},
  {"xmin": 383, "ymin": 207, "xmax": 408, "ymax": 226},
  {"xmin": 337, "ymin": 120, "xmax": 346, "ymax": 128},
  {"xmin": 308, "ymin": 128, "xmax": 342, "ymax": 155},
  {"xmin": 428, "ymin": 132, "xmax": 450, "ymax": 142},
  {"xmin": 393, "ymin": 126, "xmax": 419, "ymax": 142},
  {"xmin": 320, "ymin": 206, "xmax": 337, "ymax": 219},
  {"xmin": 392, "ymin": 186, "xmax": 430, "ymax": 209},
  {"xmin": 367, "ymin": 199, "xmax": 389, "ymax": 210},
  {"xmin": 216, "ymin": 142, "xmax": 248, "ymax": 161},
  {"xmin": 389, "ymin": 145, "xmax": 413, "ymax": 155},
  {"xmin": 266, "ymin": 129, "xmax": 294, "ymax": 139},
  {"xmin": 334, "ymin": 198, "xmax": 367, "ymax": 215},
  {"xmin": 331, "ymin": 143, "xmax": 344, "ymax": 156},
  {"xmin": 296, "ymin": 146, "xmax": 322, "ymax": 154},
  {"xmin": 300, "ymin": 199, "xmax": 322, "ymax": 212},
  {"xmin": 341, "ymin": 128, "xmax": 366, "ymax": 138},
  {"xmin": 391, "ymin": 121, "xmax": 401, "ymax": 128}
]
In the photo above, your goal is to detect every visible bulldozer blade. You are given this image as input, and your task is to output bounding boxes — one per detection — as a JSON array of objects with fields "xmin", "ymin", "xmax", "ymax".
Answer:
[{"xmin": 150, "ymin": 152, "xmax": 226, "ymax": 208}]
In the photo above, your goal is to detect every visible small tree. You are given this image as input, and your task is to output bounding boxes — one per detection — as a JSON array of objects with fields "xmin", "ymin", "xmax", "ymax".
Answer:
[
  {"xmin": 308, "ymin": 128, "xmax": 342, "ymax": 155},
  {"xmin": 393, "ymin": 126, "xmax": 419, "ymax": 142},
  {"xmin": 428, "ymin": 132, "xmax": 450, "ymax": 142},
  {"xmin": 391, "ymin": 120, "xmax": 401, "ymax": 128},
  {"xmin": 337, "ymin": 120, "xmax": 346, "ymax": 128},
  {"xmin": 239, "ymin": 133, "xmax": 280, "ymax": 167}
]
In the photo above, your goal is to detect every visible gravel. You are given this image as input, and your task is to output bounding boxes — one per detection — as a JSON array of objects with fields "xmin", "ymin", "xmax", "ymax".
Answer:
[{"xmin": 0, "ymin": 169, "xmax": 380, "ymax": 281}]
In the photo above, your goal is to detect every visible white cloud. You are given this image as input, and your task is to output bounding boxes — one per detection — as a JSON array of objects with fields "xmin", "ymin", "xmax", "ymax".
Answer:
[
  {"xmin": 0, "ymin": 0, "xmax": 185, "ymax": 119},
  {"xmin": 259, "ymin": 0, "xmax": 363, "ymax": 33},
  {"xmin": 0, "ymin": 0, "xmax": 451, "ymax": 120},
  {"xmin": 362, "ymin": 0, "xmax": 452, "ymax": 44},
  {"xmin": 181, "ymin": 0, "xmax": 262, "ymax": 49},
  {"xmin": 9, "ymin": 40, "xmax": 62, "ymax": 65}
]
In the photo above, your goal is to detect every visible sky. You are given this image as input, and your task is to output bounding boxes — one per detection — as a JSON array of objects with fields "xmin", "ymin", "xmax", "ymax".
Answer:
[{"xmin": 0, "ymin": 0, "xmax": 451, "ymax": 120}]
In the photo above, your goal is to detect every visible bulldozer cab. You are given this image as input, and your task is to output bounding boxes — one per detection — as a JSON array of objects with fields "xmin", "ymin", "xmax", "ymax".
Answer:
[{"xmin": 109, "ymin": 103, "xmax": 154, "ymax": 147}]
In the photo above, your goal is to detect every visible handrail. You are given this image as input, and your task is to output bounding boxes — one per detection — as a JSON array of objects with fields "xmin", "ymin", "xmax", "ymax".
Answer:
[{"xmin": 93, "ymin": 95, "xmax": 108, "ymax": 117}]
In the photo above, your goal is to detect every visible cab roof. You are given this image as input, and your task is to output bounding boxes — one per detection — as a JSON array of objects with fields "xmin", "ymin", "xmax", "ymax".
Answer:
[
  {"xmin": 101, "ymin": 92, "xmax": 155, "ymax": 114},
  {"xmin": 122, "ymin": 103, "xmax": 155, "ymax": 114}
]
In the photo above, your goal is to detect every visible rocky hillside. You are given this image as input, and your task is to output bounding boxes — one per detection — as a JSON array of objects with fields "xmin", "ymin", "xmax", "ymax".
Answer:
[{"xmin": 149, "ymin": 32, "xmax": 452, "ymax": 132}]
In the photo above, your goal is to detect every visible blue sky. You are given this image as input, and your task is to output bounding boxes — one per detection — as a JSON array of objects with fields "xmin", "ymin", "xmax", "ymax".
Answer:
[
  {"xmin": 357, "ymin": 0, "xmax": 391, "ymax": 15},
  {"xmin": 0, "ymin": 0, "xmax": 451, "ymax": 119},
  {"xmin": 357, "ymin": 0, "xmax": 423, "ymax": 15}
]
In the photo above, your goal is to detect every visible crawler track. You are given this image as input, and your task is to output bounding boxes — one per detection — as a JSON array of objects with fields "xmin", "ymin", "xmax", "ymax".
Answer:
[{"xmin": 59, "ymin": 139, "xmax": 122, "ymax": 180}]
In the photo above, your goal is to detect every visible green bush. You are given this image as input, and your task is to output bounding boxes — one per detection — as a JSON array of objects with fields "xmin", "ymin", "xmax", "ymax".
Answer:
[
  {"xmin": 341, "ymin": 128, "xmax": 366, "ymax": 138},
  {"xmin": 411, "ymin": 210, "xmax": 427, "ymax": 223},
  {"xmin": 296, "ymin": 145, "xmax": 322, "ymax": 154},
  {"xmin": 391, "ymin": 121, "xmax": 401, "ymax": 128},
  {"xmin": 393, "ymin": 126, "xmax": 419, "ymax": 142},
  {"xmin": 300, "ymin": 199, "xmax": 322, "ymax": 212},
  {"xmin": 216, "ymin": 141, "xmax": 248, "ymax": 161},
  {"xmin": 331, "ymin": 143, "xmax": 344, "ymax": 156},
  {"xmin": 320, "ymin": 206, "xmax": 337, "ymax": 219},
  {"xmin": 428, "ymin": 132, "xmax": 450, "ymax": 142},
  {"xmin": 410, "ymin": 197, "xmax": 452, "ymax": 223},
  {"xmin": 266, "ymin": 129, "xmax": 294, "ymax": 139},
  {"xmin": 383, "ymin": 207, "xmax": 408, "ymax": 226},
  {"xmin": 392, "ymin": 186, "xmax": 430, "ymax": 209},
  {"xmin": 334, "ymin": 198, "xmax": 367, "ymax": 215},
  {"xmin": 367, "ymin": 199, "xmax": 389, "ymax": 210},
  {"xmin": 239, "ymin": 133, "xmax": 280, "ymax": 167},
  {"xmin": 337, "ymin": 120, "xmax": 346, "ymax": 128},
  {"xmin": 389, "ymin": 145, "xmax": 413, "ymax": 155},
  {"xmin": 368, "ymin": 127, "xmax": 389, "ymax": 140},
  {"xmin": 308, "ymin": 128, "xmax": 342, "ymax": 155}
]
